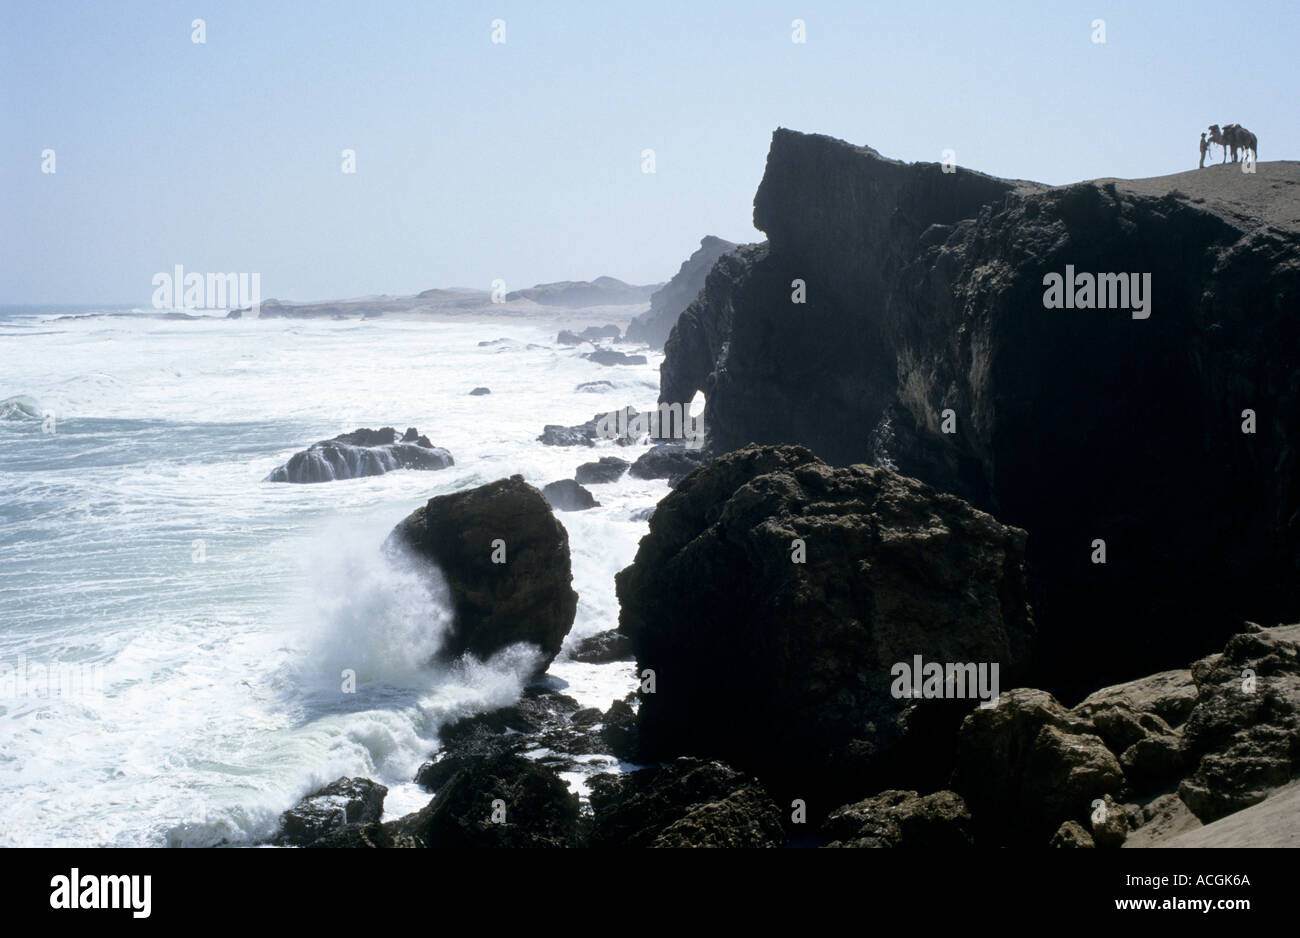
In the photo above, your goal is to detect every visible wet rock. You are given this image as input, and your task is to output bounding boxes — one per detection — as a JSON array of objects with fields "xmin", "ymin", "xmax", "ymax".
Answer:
[
  {"xmin": 822, "ymin": 790, "xmax": 973, "ymax": 848},
  {"xmin": 583, "ymin": 349, "xmax": 648, "ymax": 367},
  {"xmin": 542, "ymin": 479, "xmax": 600, "ymax": 511},
  {"xmin": 626, "ymin": 443, "xmax": 705, "ymax": 485},
  {"xmin": 568, "ymin": 629, "xmax": 633, "ymax": 664},
  {"xmin": 275, "ymin": 777, "xmax": 388, "ymax": 846},
  {"xmin": 387, "ymin": 476, "xmax": 578, "ymax": 673},
  {"xmin": 266, "ymin": 426, "xmax": 453, "ymax": 483},
  {"xmin": 575, "ymin": 456, "xmax": 630, "ymax": 485}
]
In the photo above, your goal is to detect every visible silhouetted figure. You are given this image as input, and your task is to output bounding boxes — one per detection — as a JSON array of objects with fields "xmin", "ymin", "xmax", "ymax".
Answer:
[{"xmin": 1199, "ymin": 132, "xmax": 1209, "ymax": 169}]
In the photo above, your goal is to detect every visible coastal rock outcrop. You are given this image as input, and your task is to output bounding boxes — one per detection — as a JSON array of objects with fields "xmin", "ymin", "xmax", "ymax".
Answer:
[
  {"xmin": 541, "ymin": 479, "xmax": 600, "ymax": 511},
  {"xmin": 275, "ymin": 777, "xmax": 388, "ymax": 846},
  {"xmin": 614, "ymin": 443, "xmax": 1035, "ymax": 805},
  {"xmin": 625, "ymin": 236, "xmax": 737, "ymax": 349},
  {"xmin": 387, "ymin": 476, "xmax": 578, "ymax": 673},
  {"xmin": 659, "ymin": 128, "xmax": 1300, "ymax": 696},
  {"xmin": 265, "ymin": 427, "xmax": 453, "ymax": 483}
]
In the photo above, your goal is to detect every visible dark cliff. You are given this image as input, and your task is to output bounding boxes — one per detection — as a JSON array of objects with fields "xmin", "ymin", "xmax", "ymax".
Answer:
[
  {"xmin": 626, "ymin": 235, "xmax": 737, "ymax": 348},
  {"xmin": 661, "ymin": 128, "xmax": 1300, "ymax": 696}
]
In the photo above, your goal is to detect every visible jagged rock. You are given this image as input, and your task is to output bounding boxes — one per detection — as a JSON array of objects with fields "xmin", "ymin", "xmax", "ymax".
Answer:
[
  {"xmin": 542, "ymin": 479, "xmax": 600, "ymax": 512},
  {"xmin": 568, "ymin": 629, "xmax": 633, "ymax": 663},
  {"xmin": 265, "ymin": 426, "xmax": 453, "ymax": 483},
  {"xmin": 626, "ymin": 443, "xmax": 705, "ymax": 485},
  {"xmin": 275, "ymin": 777, "xmax": 388, "ymax": 846},
  {"xmin": 469, "ymin": 387, "xmax": 491, "ymax": 395},
  {"xmin": 394, "ymin": 753, "xmax": 579, "ymax": 848},
  {"xmin": 575, "ymin": 456, "xmax": 630, "ymax": 485},
  {"xmin": 1073, "ymin": 669, "xmax": 1199, "ymax": 729},
  {"xmin": 822, "ymin": 790, "xmax": 973, "ymax": 848},
  {"xmin": 1050, "ymin": 821, "xmax": 1095, "ymax": 848},
  {"xmin": 1177, "ymin": 624, "xmax": 1300, "ymax": 822},
  {"xmin": 615, "ymin": 444, "xmax": 1035, "ymax": 806},
  {"xmin": 387, "ymin": 476, "xmax": 578, "ymax": 673},
  {"xmin": 538, "ymin": 407, "xmax": 640, "ymax": 447},
  {"xmin": 601, "ymin": 698, "xmax": 639, "ymax": 761},
  {"xmin": 583, "ymin": 349, "xmax": 647, "ymax": 366},
  {"xmin": 626, "ymin": 236, "xmax": 737, "ymax": 349},
  {"xmin": 588, "ymin": 758, "xmax": 784, "ymax": 848},
  {"xmin": 659, "ymin": 127, "xmax": 1300, "ymax": 698},
  {"xmin": 1072, "ymin": 701, "xmax": 1186, "ymax": 795},
  {"xmin": 952, "ymin": 688, "xmax": 1123, "ymax": 846}
]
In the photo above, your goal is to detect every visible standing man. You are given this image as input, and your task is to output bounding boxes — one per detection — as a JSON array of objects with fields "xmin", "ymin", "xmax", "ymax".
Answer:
[{"xmin": 1199, "ymin": 132, "xmax": 1210, "ymax": 169}]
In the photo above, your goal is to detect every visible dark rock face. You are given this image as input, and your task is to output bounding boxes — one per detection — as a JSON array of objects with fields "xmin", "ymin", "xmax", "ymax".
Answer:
[
  {"xmin": 542, "ymin": 479, "xmax": 600, "ymax": 511},
  {"xmin": 659, "ymin": 127, "xmax": 1300, "ymax": 697},
  {"xmin": 275, "ymin": 777, "xmax": 388, "ymax": 846},
  {"xmin": 626, "ymin": 443, "xmax": 705, "ymax": 485},
  {"xmin": 387, "ymin": 476, "xmax": 578, "ymax": 673},
  {"xmin": 508, "ymin": 277, "xmax": 657, "ymax": 308},
  {"xmin": 567, "ymin": 629, "xmax": 633, "ymax": 663},
  {"xmin": 1177, "ymin": 624, "xmax": 1300, "ymax": 822},
  {"xmin": 583, "ymin": 349, "xmax": 648, "ymax": 366},
  {"xmin": 469, "ymin": 387, "xmax": 491, "ymax": 396},
  {"xmin": 575, "ymin": 456, "xmax": 630, "ymax": 485},
  {"xmin": 588, "ymin": 758, "xmax": 785, "ymax": 848},
  {"xmin": 395, "ymin": 753, "xmax": 579, "ymax": 848},
  {"xmin": 822, "ymin": 790, "xmax": 973, "ymax": 848},
  {"xmin": 951, "ymin": 689, "xmax": 1123, "ymax": 847},
  {"xmin": 615, "ymin": 444, "xmax": 1035, "ymax": 804},
  {"xmin": 626, "ymin": 236, "xmax": 738, "ymax": 349},
  {"xmin": 265, "ymin": 426, "xmax": 453, "ymax": 483}
]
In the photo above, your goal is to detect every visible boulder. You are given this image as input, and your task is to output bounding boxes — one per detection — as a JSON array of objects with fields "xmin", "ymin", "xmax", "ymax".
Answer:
[
  {"xmin": 951, "ymin": 689, "xmax": 1124, "ymax": 846},
  {"xmin": 542, "ymin": 479, "xmax": 600, "ymax": 512},
  {"xmin": 1177, "ymin": 624, "xmax": 1300, "ymax": 822},
  {"xmin": 469, "ymin": 387, "xmax": 491, "ymax": 396},
  {"xmin": 387, "ymin": 476, "xmax": 578, "ymax": 673},
  {"xmin": 615, "ymin": 444, "xmax": 1035, "ymax": 805},
  {"xmin": 567, "ymin": 629, "xmax": 633, "ymax": 664},
  {"xmin": 575, "ymin": 456, "xmax": 630, "ymax": 485},
  {"xmin": 265, "ymin": 426, "xmax": 453, "ymax": 483},
  {"xmin": 275, "ymin": 777, "xmax": 388, "ymax": 846},
  {"xmin": 822, "ymin": 790, "xmax": 973, "ymax": 848},
  {"xmin": 1050, "ymin": 821, "xmax": 1095, "ymax": 848}
]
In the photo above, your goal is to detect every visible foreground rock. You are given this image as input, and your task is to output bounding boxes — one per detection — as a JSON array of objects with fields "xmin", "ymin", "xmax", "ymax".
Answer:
[
  {"xmin": 387, "ymin": 476, "xmax": 578, "ymax": 673},
  {"xmin": 626, "ymin": 236, "xmax": 737, "ymax": 349},
  {"xmin": 1177, "ymin": 624, "xmax": 1300, "ymax": 822},
  {"xmin": 394, "ymin": 753, "xmax": 579, "ymax": 847},
  {"xmin": 615, "ymin": 444, "xmax": 1035, "ymax": 805},
  {"xmin": 588, "ymin": 758, "xmax": 785, "ymax": 848},
  {"xmin": 660, "ymin": 128, "xmax": 1300, "ymax": 697},
  {"xmin": 265, "ymin": 427, "xmax": 453, "ymax": 483},
  {"xmin": 822, "ymin": 790, "xmax": 973, "ymax": 848},
  {"xmin": 542, "ymin": 479, "xmax": 600, "ymax": 511},
  {"xmin": 275, "ymin": 777, "xmax": 388, "ymax": 846}
]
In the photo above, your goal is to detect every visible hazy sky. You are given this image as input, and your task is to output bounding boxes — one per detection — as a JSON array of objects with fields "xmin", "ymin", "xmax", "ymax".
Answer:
[{"xmin": 2, "ymin": 0, "xmax": 1294, "ymax": 304}]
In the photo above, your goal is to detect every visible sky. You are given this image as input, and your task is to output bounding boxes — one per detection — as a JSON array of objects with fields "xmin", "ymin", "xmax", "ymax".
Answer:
[{"xmin": 2, "ymin": 0, "xmax": 1295, "ymax": 304}]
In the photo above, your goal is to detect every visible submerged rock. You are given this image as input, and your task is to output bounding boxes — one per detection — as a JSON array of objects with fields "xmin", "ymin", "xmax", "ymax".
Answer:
[
  {"xmin": 541, "ymin": 479, "xmax": 600, "ymax": 512},
  {"xmin": 575, "ymin": 456, "xmax": 630, "ymax": 484},
  {"xmin": 265, "ymin": 426, "xmax": 452, "ymax": 483},
  {"xmin": 583, "ymin": 349, "xmax": 647, "ymax": 366},
  {"xmin": 387, "ymin": 475, "xmax": 578, "ymax": 673},
  {"xmin": 469, "ymin": 387, "xmax": 491, "ymax": 396}
]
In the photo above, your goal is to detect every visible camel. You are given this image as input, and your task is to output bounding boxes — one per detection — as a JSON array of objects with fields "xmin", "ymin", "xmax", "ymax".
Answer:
[{"xmin": 1208, "ymin": 123, "xmax": 1258, "ymax": 163}]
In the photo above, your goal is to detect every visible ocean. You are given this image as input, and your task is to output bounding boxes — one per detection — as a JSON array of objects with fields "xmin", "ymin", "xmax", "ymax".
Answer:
[{"xmin": 0, "ymin": 307, "xmax": 662, "ymax": 846}]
